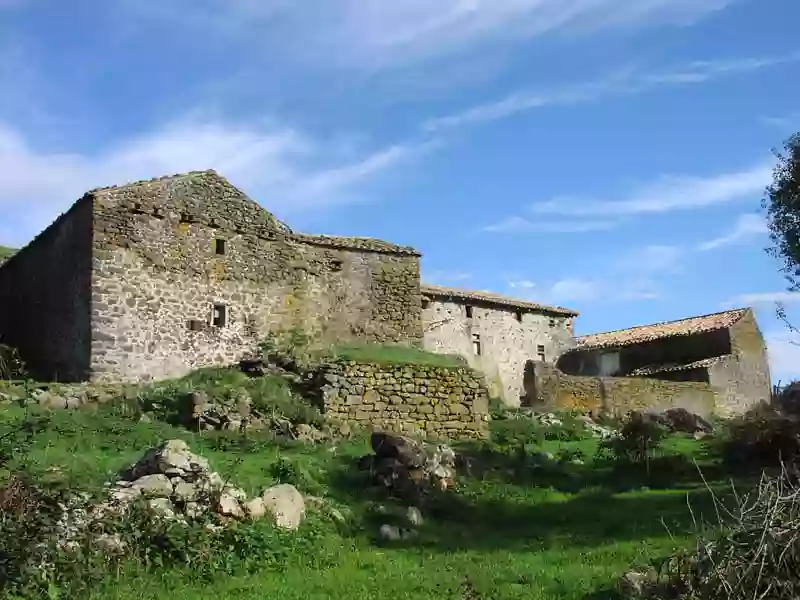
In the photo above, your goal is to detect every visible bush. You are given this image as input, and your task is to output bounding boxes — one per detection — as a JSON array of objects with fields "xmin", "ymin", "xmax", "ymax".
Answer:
[
  {"xmin": 718, "ymin": 402, "xmax": 800, "ymax": 469},
  {"xmin": 0, "ymin": 343, "xmax": 25, "ymax": 380},
  {"xmin": 646, "ymin": 466, "xmax": 800, "ymax": 600},
  {"xmin": 599, "ymin": 412, "xmax": 668, "ymax": 466}
]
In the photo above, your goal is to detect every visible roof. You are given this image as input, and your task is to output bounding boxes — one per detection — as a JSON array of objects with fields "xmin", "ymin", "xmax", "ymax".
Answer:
[
  {"xmin": 629, "ymin": 356, "xmax": 726, "ymax": 377},
  {"xmin": 293, "ymin": 233, "xmax": 420, "ymax": 256},
  {"xmin": 420, "ymin": 283, "xmax": 579, "ymax": 316},
  {"xmin": 574, "ymin": 308, "xmax": 749, "ymax": 350}
]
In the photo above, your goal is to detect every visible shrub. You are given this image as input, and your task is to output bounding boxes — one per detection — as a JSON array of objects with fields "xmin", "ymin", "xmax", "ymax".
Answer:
[
  {"xmin": 0, "ymin": 343, "xmax": 25, "ymax": 380},
  {"xmin": 718, "ymin": 402, "xmax": 800, "ymax": 469},
  {"xmin": 647, "ymin": 466, "xmax": 800, "ymax": 600},
  {"xmin": 599, "ymin": 412, "xmax": 668, "ymax": 466}
]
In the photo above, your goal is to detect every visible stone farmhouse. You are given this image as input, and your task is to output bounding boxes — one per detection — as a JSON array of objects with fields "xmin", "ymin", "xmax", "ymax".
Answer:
[{"xmin": 0, "ymin": 170, "xmax": 772, "ymax": 415}]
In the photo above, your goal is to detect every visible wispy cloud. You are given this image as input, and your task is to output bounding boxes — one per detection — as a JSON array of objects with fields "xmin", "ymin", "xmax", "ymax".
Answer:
[
  {"xmin": 615, "ymin": 245, "xmax": 684, "ymax": 273},
  {"xmin": 528, "ymin": 161, "xmax": 772, "ymax": 217},
  {"xmin": 723, "ymin": 292, "xmax": 800, "ymax": 308},
  {"xmin": 126, "ymin": 0, "xmax": 734, "ymax": 72},
  {"xmin": 508, "ymin": 276, "xmax": 660, "ymax": 305},
  {"xmin": 424, "ymin": 52, "xmax": 799, "ymax": 131},
  {"xmin": 0, "ymin": 115, "xmax": 430, "ymax": 246},
  {"xmin": 697, "ymin": 213, "xmax": 768, "ymax": 251},
  {"xmin": 759, "ymin": 112, "xmax": 800, "ymax": 130},
  {"xmin": 423, "ymin": 270, "xmax": 473, "ymax": 286},
  {"xmin": 483, "ymin": 215, "xmax": 621, "ymax": 234}
]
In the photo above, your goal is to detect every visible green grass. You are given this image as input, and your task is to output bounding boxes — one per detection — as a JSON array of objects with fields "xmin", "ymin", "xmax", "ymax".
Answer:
[
  {"xmin": 328, "ymin": 343, "xmax": 467, "ymax": 368},
  {"xmin": 0, "ymin": 401, "xmax": 740, "ymax": 600},
  {"xmin": 0, "ymin": 245, "xmax": 14, "ymax": 262}
]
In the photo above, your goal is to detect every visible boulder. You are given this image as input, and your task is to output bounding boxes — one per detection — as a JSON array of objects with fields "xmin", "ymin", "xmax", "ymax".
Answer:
[
  {"xmin": 261, "ymin": 484, "xmax": 306, "ymax": 531},
  {"xmin": 371, "ymin": 432, "xmax": 427, "ymax": 468}
]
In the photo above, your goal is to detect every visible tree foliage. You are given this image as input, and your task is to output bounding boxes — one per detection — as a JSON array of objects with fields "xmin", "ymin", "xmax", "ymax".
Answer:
[{"xmin": 764, "ymin": 133, "xmax": 800, "ymax": 288}]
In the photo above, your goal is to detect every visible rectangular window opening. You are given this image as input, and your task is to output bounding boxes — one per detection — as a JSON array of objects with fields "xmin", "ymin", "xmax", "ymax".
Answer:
[
  {"xmin": 330, "ymin": 259, "xmax": 343, "ymax": 271},
  {"xmin": 472, "ymin": 333, "xmax": 482, "ymax": 356},
  {"xmin": 215, "ymin": 238, "xmax": 226, "ymax": 255},
  {"xmin": 422, "ymin": 298, "xmax": 430, "ymax": 310},
  {"xmin": 187, "ymin": 319, "xmax": 204, "ymax": 331},
  {"xmin": 537, "ymin": 344, "xmax": 546, "ymax": 362},
  {"xmin": 515, "ymin": 310, "xmax": 523, "ymax": 322},
  {"xmin": 211, "ymin": 304, "xmax": 228, "ymax": 328},
  {"xmin": 465, "ymin": 305, "xmax": 473, "ymax": 319}
]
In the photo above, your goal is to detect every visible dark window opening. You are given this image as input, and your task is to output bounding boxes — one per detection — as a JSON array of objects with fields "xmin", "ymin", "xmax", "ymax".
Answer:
[
  {"xmin": 212, "ymin": 304, "xmax": 228, "ymax": 328},
  {"xmin": 472, "ymin": 333, "xmax": 482, "ymax": 356},
  {"xmin": 515, "ymin": 310, "xmax": 523, "ymax": 322},
  {"xmin": 537, "ymin": 344, "xmax": 546, "ymax": 362},
  {"xmin": 548, "ymin": 318, "xmax": 557, "ymax": 327},
  {"xmin": 465, "ymin": 305, "xmax": 473, "ymax": 319},
  {"xmin": 188, "ymin": 319, "xmax": 204, "ymax": 331},
  {"xmin": 215, "ymin": 238, "xmax": 226, "ymax": 255},
  {"xmin": 422, "ymin": 299, "xmax": 430, "ymax": 310},
  {"xmin": 330, "ymin": 259, "xmax": 343, "ymax": 271}
]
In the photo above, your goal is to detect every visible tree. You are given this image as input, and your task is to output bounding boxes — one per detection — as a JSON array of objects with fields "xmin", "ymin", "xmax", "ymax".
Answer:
[{"xmin": 764, "ymin": 132, "xmax": 800, "ymax": 288}]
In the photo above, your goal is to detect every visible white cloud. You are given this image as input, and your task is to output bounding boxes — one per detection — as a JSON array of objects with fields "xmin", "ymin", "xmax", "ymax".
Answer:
[
  {"xmin": 508, "ymin": 276, "xmax": 660, "ymax": 306},
  {"xmin": 615, "ymin": 244, "xmax": 684, "ymax": 273},
  {"xmin": 483, "ymin": 215, "xmax": 621, "ymax": 233},
  {"xmin": 424, "ymin": 52, "xmax": 799, "ymax": 131},
  {"xmin": 723, "ymin": 292, "xmax": 800, "ymax": 308},
  {"xmin": 765, "ymin": 330, "xmax": 800, "ymax": 384},
  {"xmin": 697, "ymin": 213, "xmax": 768, "ymax": 251},
  {"xmin": 423, "ymin": 270, "xmax": 473, "ymax": 285},
  {"xmin": 0, "ymin": 116, "xmax": 429, "ymax": 246},
  {"xmin": 528, "ymin": 161, "xmax": 772, "ymax": 217},
  {"xmin": 125, "ymin": 0, "xmax": 733, "ymax": 72}
]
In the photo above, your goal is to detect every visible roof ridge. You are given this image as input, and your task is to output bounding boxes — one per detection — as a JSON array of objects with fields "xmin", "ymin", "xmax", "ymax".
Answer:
[
  {"xmin": 89, "ymin": 169, "xmax": 217, "ymax": 194},
  {"xmin": 575, "ymin": 307, "xmax": 748, "ymax": 341},
  {"xmin": 420, "ymin": 283, "xmax": 579, "ymax": 316}
]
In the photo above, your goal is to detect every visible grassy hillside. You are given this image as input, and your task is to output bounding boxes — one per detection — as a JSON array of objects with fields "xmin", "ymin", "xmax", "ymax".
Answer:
[
  {"xmin": 0, "ymin": 385, "xmax": 738, "ymax": 600},
  {"xmin": 0, "ymin": 245, "xmax": 14, "ymax": 262}
]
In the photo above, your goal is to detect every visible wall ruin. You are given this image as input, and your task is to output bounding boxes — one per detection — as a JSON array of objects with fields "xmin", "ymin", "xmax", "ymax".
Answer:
[
  {"xmin": 319, "ymin": 360, "xmax": 490, "ymax": 439},
  {"xmin": 526, "ymin": 362, "xmax": 717, "ymax": 416}
]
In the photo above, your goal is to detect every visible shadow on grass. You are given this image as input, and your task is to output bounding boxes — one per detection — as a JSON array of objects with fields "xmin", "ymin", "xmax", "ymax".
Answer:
[{"xmin": 324, "ymin": 443, "xmax": 741, "ymax": 554}]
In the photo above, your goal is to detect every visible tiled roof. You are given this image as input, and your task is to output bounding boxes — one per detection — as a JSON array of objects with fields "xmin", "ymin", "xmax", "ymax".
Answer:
[
  {"xmin": 420, "ymin": 283, "xmax": 579, "ymax": 316},
  {"xmin": 629, "ymin": 356, "xmax": 726, "ymax": 376},
  {"xmin": 574, "ymin": 308, "xmax": 748, "ymax": 350}
]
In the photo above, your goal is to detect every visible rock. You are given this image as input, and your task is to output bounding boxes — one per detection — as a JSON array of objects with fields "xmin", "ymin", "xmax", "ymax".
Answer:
[
  {"xmin": 295, "ymin": 423, "xmax": 325, "ymax": 443},
  {"xmin": 379, "ymin": 524, "xmax": 402, "ymax": 541},
  {"xmin": 261, "ymin": 484, "xmax": 306, "ymax": 531},
  {"xmin": 147, "ymin": 497, "xmax": 177, "ymax": 519},
  {"xmin": 173, "ymin": 480, "xmax": 200, "ymax": 502},
  {"xmin": 243, "ymin": 497, "xmax": 267, "ymax": 520},
  {"xmin": 217, "ymin": 492, "xmax": 244, "ymax": 518},
  {"xmin": 129, "ymin": 474, "xmax": 174, "ymax": 498},
  {"xmin": 406, "ymin": 506, "xmax": 423, "ymax": 526},
  {"xmin": 371, "ymin": 432, "xmax": 426, "ymax": 469},
  {"xmin": 617, "ymin": 570, "xmax": 655, "ymax": 598}
]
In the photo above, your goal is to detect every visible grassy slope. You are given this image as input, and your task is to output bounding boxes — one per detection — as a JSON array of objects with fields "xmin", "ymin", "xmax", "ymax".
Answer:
[
  {"xmin": 0, "ymin": 403, "xmax": 732, "ymax": 600},
  {"xmin": 0, "ymin": 245, "xmax": 14, "ymax": 262}
]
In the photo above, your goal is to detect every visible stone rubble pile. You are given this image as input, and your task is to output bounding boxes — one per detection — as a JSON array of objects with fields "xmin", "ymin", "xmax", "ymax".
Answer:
[
  {"xmin": 52, "ymin": 440, "xmax": 311, "ymax": 556},
  {"xmin": 358, "ymin": 431, "xmax": 464, "ymax": 502},
  {"xmin": 527, "ymin": 411, "xmax": 616, "ymax": 439}
]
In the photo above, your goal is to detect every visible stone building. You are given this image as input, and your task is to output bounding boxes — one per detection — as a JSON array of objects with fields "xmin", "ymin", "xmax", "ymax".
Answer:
[
  {"xmin": 554, "ymin": 308, "xmax": 771, "ymax": 415},
  {"xmin": 421, "ymin": 284, "xmax": 578, "ymax": 405},
  {"xmin": 0, "ymin": 170, "xmax": 422, "ymax": 382}
]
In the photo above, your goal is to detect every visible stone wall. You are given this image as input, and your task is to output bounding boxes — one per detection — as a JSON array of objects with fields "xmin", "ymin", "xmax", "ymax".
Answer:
[
  {"xmin": 422, "ymin": 298, "xmax": 575, "ymax": 407},
  {"xmin": 319, "ymin": 360, "xmax": 490, "ymax": 439},
  {"xmin": 88, "ymin": 171, "xmax": 422, "ymax": 382},
  {"xmin": 709, "ymin": 311, "xmax": 771, "ymax": 416},
  {"xmin": 0, "ymin": 198, "xmax": 93, "ymax": 381},
  {"xmin": 529, "ymin": 363, "xmax": 717, "ymax": 416}
]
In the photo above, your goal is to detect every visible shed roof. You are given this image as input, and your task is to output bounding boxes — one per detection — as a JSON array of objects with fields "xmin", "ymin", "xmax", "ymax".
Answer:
[
  {"xmin": 420, "ymin": 283, "xmax": 579, "ymax": 316},
  {"xmin": 629, "ymin": 356, "xmax": 727, "ymax": 377},
  {"xmin": 574, "ymin": 308, "xmax": 748, "ymax": 350}
]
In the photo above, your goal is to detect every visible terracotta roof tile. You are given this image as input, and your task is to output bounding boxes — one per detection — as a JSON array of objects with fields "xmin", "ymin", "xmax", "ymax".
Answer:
[
  {"xmin": 421, "ymin": 283, "xmax": 579, "ymax": 316},
  {"xmin": 575, "ymin": 308, "xmax": 748, "ymax": 350}
]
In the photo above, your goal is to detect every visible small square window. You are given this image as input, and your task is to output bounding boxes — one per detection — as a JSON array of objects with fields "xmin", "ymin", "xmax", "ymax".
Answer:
[
  {"xmin": 422, "ymin": 298, "xmax": 430, "ymax": 310},
  {"xmin": 472, "ymin": 333, "xmax": 482, "ymax": 356},
  {"xmin": 215, "ymin": 238, "xmax": 226, "ymax": 255},
  {"xmin": 465, "ymin": 305, "xmax": 473, "ymax": 319},
  {"xmin": 211, "ymin": 304, "xmax": 228, "ymax": 328},
  {"xmin": 330, "ymin": 259, "xmax": 343, "ymax": 271},
  {"xmin": 187, "ymin": 319, "xmax": 204, "ymax": 331}
]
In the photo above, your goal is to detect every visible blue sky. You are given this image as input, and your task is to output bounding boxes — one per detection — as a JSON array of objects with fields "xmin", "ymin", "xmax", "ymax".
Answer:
[{"xmin": 1, "ymin": 0, "xmax": 799, "ymax": 381}]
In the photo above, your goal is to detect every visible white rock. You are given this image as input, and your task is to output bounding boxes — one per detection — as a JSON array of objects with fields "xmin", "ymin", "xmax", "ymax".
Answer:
[
  {"xmin": 217, "ymin": 492, "xmax": 244, "ymax": 518},
  {"xmin": 243, "ymin": 497, "xmax": 267, "ymax": 520},
  {"xmin": 129, "ymin": 474, "xmax": 174, "ymax": 498},
  {"xmin": 406, "ymin": 506, "xmax": 424, "ymax": 526},
  {"xmin": 261, "ymin": 484, "xmax": 306, "ymax": 531}
]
